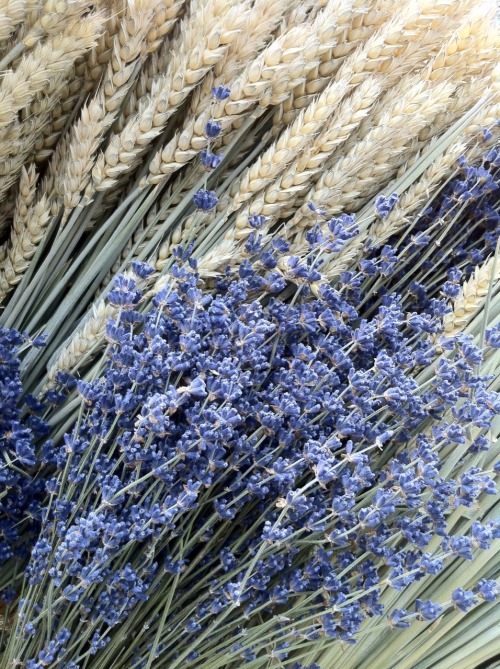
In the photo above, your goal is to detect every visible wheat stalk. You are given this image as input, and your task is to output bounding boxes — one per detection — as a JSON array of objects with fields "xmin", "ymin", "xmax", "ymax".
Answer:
[
  {"xmin": 232, "ymin": 76, "xmax": 383, "ymax": 238},
  {"xmin": 46, "ymin": 302, "xmax": 116, "ymax": 382},
  {"xmin": 0, "ymin": 13, "xmax": 105, "ymax": 130},
  {"xmin": 91, "ymin": 0, "xmax": 251, "ymax": 194},
  {"xmin": 0, "ymin": 0, "xmax": 26, "ymax": 46},
  {"xmin": 146, "ymin": 15, "xmax": 322, "ymax": 187},
  {"xmin": 0, "ymin": 194, "xmax": 51, "ymax": 301},
  {"xmin": 54, "ymin": 95, "xmax": 108, "ymax": 222},
  {"xmin": 443, "ymin": 259, "xmax": 500, "ymax": 337}
]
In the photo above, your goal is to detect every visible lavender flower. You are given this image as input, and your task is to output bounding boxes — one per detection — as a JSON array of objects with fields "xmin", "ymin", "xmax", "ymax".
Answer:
[
  {"xmin": 193, "ymin": 188, "xmax": 218, "ymax": 211},
  {"xmin": 10, "ymin": 242, "xmax": 500, "ymax": 669}
]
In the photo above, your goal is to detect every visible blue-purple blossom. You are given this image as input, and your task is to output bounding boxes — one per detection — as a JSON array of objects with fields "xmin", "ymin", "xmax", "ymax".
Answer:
[
  {"xmin": 205, "ymin": 119, "xmax": 222, "ymax": 137},
  {"xmin": 201, "ymin": 150, "xmax": 223, "ymax": 170},
  {"xmin": 193, "ymin": 188, "xmax": 218, "ymax": 211},
  {"xmin": 375, "ymin": 192, "xmax": 399, "ymax": 218},
  {"xmin": 211, "ymin": 85, "xmax": 231, "ymax": 100}
]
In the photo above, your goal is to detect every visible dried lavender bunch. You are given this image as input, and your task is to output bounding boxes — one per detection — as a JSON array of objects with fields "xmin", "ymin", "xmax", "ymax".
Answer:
[
  {"xmin": 0, "ymin": 329, "xmax": 49, "ymax": 601},
  {"xmin": 2, "ymin": 240, "xmax": 499, "ymax": 668}
]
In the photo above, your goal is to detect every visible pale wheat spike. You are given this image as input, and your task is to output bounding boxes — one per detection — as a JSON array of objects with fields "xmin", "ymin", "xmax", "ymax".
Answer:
[
  {"xmin": 0, "ymin": 71, "xmax": 69, "ymax": 199},
  {"xmin": 393, "ymin": 75, "xmax": 492, "ymax": 182},
  {"xmin": 232, "ymin": 76, "xmax": 383, "ymax": 235},
  {"xmin": 443, "ymin": 259, "xmax": 500, "ymax": 337},
  {"xmin": 54, "ymin": 95, "xmax": 107, "ymax": 223},
  {"xmin": 13, "ymin": 165, "xmax": 38, "ymax": 236},
  {"xmin": 0, "ymin": 0, "xmax": 26, "ymax": 45},
  {"xmin": 0, "ymin": 14, "xmax": 105, "ymax": 129},
  {"xmin": 92, "ymin": 0, "xmax": 252, "ymax": 193},
  {"xmin": 225, "ymin": 79, "xmax": 353, "ymax": 214},
  {"xmin": 118, "ymin": 0, "xmax": 286, "ymax": 191},
  {"xmin": 84, "ymin": 0, "xmax": 126, "ymax": 92},
  {"xmin": 98, "ymin": 0, "xmax": 158, "ymax": 119},
  {"xmin": 33, "ymin": 69, "xmax": 84, "ymax": 164},
  {"xmin": 146, "ymin": 13, "xmax": 325, "ymax": 186},
  {"xmin": 46, "ymin": 302, "xmax": 116, "ymax": 382},
  {"xmin": 287, "ymin": 78, "xmax": 455, "ymax": 243},
  {"xmin": 145, "ymin": 0, "xmax": 185, "ymax": 53},
  {"xmin": 114, "ymin": 0, "xmax": 185, "ymax": 127},
  {"xmin": 115, "ymin": 34, "xmax": 172, "ymax": 131},
  {"xmin": 0, "ymin": 195, "xmax": 51, "ymax": 302},
  {"xmin": 109, "ymin": 0, "xmax": 289, "ymax": 276},
  {"xmin": 322, "ymin": 0, "xmax": 491, "ymax": 170},
  {"xmin": 274, "ymin": 0, "xmax": 474, "ymax": 134},
  {"xmin": 21, "ymin": 0, "xmax": 97, "ymax": 50},
  {"xmin": 273, "ymin": 0, "xmax": 383, "ymax": 132}
]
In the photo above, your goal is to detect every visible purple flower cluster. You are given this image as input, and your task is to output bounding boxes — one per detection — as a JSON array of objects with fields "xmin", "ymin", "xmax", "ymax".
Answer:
[
  {"xmin": 0, "ymin": 329, "xmax": 49, "ymax": 598},
  {"xmin": 14, "ymin": 247, "xmax": 499, "ymax": 668}
]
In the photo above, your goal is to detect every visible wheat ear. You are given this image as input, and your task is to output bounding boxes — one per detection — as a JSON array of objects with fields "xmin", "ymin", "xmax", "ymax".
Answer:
[
  {"xmin": 46, "ymin": 302, "xmax": 116, "ymax": 382},
  {"xmin": 32, "ymin": 62, "xmax": 85, "ymax": 165},
  {"xmin": 0, "ymin": 14, "xmax": 105, "ymax": 129},
  {"xmin": 99, "ymin": 0, "xmax": 159, "ymax": 119},
  {"xmin": 83, "ymin": 0, "xmax": 125, "ymax": 93},
  {"xmin": 0, "ymin": 194, "xmax": 51, "ymax": 302},
  {"xmin": 146, "ymin": 11, "xmax": 325, "ymax": 186},
  {"xmin": 91, "ymin": 0, "xmax": 251, "ymax": 193},
  {"xmin": 288, "ymin": 78, "xmax": 455, "ymax": 241},
  {"xmin": 0, "ymin": 164, "xmax": 37, "ymax": 261},
  {"xmin": 54, "ymin": 95, "xmax": 108, "ymax": 222},
  {"xmin": 443, "ymin": 259, "xmax": 500, "ymax": 337},
  {"xmin": 0, "ymin": 0, "xmax": 26, "ymax": 46},
  {"xmin": 272, "ymin": 0, "xmax": 384, "ymax": 133},
  {"xmin": 231, "ymin": 77, "xmax": 384, "ymax": 241}
]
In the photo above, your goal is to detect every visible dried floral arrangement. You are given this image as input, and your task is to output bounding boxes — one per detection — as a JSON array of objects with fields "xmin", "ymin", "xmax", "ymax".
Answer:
[{"xmin": 0, "ymin": 0, "xmax": 499, "ymax": 668}]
